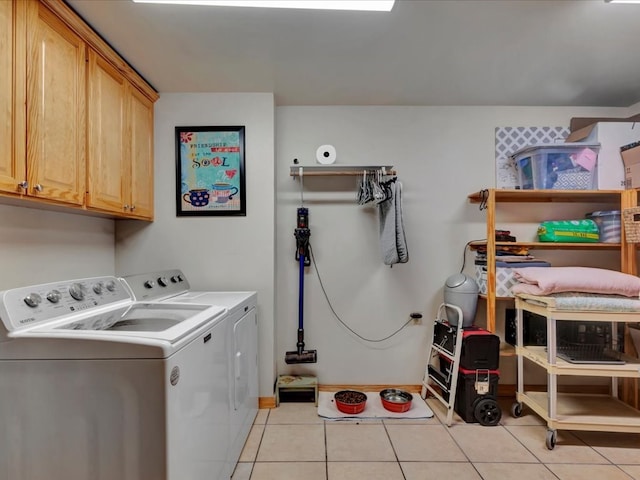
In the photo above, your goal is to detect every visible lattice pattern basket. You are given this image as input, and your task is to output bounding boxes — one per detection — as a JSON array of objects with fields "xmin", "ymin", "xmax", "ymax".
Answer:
[{"xmin": 622, "ymin": 207, "xmax": 640, "ymax": 243}]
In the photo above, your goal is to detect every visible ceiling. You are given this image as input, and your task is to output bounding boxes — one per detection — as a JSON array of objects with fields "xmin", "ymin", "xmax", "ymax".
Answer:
[{"xmin": 66, "ymin": 0, "xmax": 640, "ymax": 107}]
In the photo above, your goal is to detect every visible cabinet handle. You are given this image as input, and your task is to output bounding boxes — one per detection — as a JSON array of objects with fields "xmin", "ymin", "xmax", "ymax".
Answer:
[
  {"xmin": 130, "ymin": 205, "xmax": 136, "ymax": 211},
  {"xmin": 34, "ymin": 184, "xmax": 43, "ymax": 192},
  {"xmin": 123, "ymin": 204, "xmax": 130, "ymax": 210},
  {"xmin": 18, "ymin": 181, "xmax": 28, "ymax": 190}
]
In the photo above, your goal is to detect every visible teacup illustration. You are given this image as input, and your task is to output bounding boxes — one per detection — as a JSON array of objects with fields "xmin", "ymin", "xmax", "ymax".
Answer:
[
  {"xmin": 212, "ymin": 183, "xmax": 239, "ymax": 204},
  {"xmin": 183, "ymin": 188, "xmax": 210, "ymax": 207}
]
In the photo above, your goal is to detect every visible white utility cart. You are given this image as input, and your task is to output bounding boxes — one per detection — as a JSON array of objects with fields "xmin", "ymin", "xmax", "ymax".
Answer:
[{"xmin": 512, "ymin": 293, "xmax": 640, "ymax": 450}]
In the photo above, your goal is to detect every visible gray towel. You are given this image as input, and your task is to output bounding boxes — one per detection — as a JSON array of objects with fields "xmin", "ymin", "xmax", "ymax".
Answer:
[{"xmin": 379, "ymin": 181, "xmax": 408, "ymax": 265}]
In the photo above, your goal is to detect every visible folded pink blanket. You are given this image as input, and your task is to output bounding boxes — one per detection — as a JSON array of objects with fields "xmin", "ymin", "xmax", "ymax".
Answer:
[{"xmin": 510, "ymin": 267, "xmax": 640, "ymax": 298}]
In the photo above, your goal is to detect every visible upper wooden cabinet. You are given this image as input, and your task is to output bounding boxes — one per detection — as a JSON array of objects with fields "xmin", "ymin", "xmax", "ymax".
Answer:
[
  {"xmin": 0, "ymin": 0, "xmax": 27, "ymax": 195},
  {"xmin": 128, "ymin": 87, "xmax": 155, "ymax": 220},
  {"xmin": 26, "ymin": 0, "xmax": 86, "ymax": 206},
  {"xmin": 86, "ymin": 51, "xmax": 128, "ymax": 214},
  {"xmin": 86, "ymin": 50, "xmax": 154, "ymax": 220},
  {"xmin": 0, "ymin": 0, "xmax": 158, "ymax": 218}
]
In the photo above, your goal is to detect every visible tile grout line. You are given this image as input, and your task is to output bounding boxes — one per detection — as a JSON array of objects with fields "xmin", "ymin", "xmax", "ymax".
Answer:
[
  {"xmin": 500, "ymin": 425, "xmax": 561, "ymax": 480},
  {"xmin": 324, "ymin": 420, "xmax": 329, "ymax": 479},
  {"xmin": 249, "ymin": 408, "xmax": 271, "ymax": 474},
  {"xmin": 381, "ymin": 419, "xmax": 408, "ymax": 480},
  {"xmin": 429, "ymin": 407, "xmax": 484, "ymax": 479}
]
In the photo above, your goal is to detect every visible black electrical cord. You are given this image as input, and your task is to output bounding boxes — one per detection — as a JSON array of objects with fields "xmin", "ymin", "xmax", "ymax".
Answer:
[
  {"xmin": 460, "ymin": 239, "xmax": 486, "ymax": 274},
  {"xmin": 308, "ymin": 243, "xmax": 414, "ymax": 343}
]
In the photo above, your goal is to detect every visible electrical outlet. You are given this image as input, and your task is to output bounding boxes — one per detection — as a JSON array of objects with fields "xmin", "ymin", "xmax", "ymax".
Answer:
[{"xmin": 410, "ymin": 312, "xmax": 423, "ymax": 325}]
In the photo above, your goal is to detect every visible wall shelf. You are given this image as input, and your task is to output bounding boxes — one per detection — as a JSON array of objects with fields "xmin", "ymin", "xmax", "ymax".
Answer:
[
  {"xmin": 468, "ymin": 189, "xmax": 622, "ymax": 204},
  {"xmin": 290, "ymin": 165, "xmax": 396, "ymax": 177},
  {"xmin": 469, "ymin": 240, "xmax": 621, "ymax": 250}
]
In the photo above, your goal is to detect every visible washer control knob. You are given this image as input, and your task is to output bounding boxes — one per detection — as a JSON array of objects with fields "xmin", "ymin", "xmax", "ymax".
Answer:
[
  {"xmin": 170, "ymin": 276, "xmax": 179, "ymax": 283},
  {"xmin": 144, "ymin": 280, "xmax": 156, "ymax": 289},
  {"xmin": 158, "ymin": 277, "xmax": 169, "ymax": 287},
  {"xmin": 69, "ymin": 283, "xmax": 85, "ymax": 301},
  {"xmin": 105, "ymin": 280, "xmax": 117, "ymax": 292},
  {"xmin": 46, "ymin": 290, "xmax": 62, "ymax": 303},
  {"xmin": 92, "ymin": 283, "xmax": 104, "ymax": 295},
  {"xmin": 24, "ymin": 293, "xmax": 42, "ymax": 308},
  {"xmin": 177, "ymin": 274, "xmax": 184, "ymax": 282}
]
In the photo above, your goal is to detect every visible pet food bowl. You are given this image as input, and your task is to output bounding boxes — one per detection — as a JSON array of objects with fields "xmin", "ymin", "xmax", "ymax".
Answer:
[
  {"xmin": 334, "ymin": 390, "xmax": 367, "ymax": 414},
  {"xmin": 379, "ymin": 389, "xmax": 413, "ymax": 413}
]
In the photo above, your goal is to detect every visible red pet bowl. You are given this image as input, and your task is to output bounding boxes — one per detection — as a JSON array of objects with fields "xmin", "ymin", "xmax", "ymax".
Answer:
[
  {"xmin": 380, "ymin": 389, "xmax": 413, "ymax": 413},
  {"xmin": 334, "ymin": 390, "xmax": 367, "ymax": 414}
]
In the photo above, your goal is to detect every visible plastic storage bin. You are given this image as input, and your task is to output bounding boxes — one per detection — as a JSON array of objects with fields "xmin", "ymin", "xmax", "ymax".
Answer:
[
  {"xmin": 586, "ymin": 210, "xmax": 621, "ymax": 243},
  {"xmin": 453, "ymin": 368, "xmax": 500, "ymax": 423},
  {"xmin": 438, "ymin": 358, "xmax": 501, "ymax": 424},
  {"xmin": 474, "ymin": 261, "xmax": 551, "ymax": 297},
  {"xmin": 433, "ymin": 323, "xmax": 500, "ymax": 370},
  {"xmin": 511, "ymin": 143, "xmax": 600, "ymax": 190}
]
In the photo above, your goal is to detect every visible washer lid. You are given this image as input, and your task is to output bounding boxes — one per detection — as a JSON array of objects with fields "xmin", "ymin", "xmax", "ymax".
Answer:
[
  {"xmin": 172, "ymin": 291, "xmax": 257, "ymax": 315},
  {"xmin": 20, "ymin": 302, "xmax": 226, "ymax": 344}
]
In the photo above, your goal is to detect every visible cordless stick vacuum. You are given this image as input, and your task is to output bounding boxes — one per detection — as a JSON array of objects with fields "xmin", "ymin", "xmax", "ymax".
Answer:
[{"xmin": 285, "ymin": 207, "xmax": 318, "ymax": 364}]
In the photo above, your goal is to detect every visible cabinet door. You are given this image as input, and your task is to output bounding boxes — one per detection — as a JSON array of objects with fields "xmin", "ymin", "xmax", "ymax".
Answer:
[
  {"xmin": 86, "ymin": 49, "xmax": 127, "ymax": 213},
  {"xmin": 128, "ymin": 86, "xmax": 154, "ymax": 219},
  {"xmin": 26, "ymin": 1, "xmax": 86, "ymax": 205},
  {"xmin": 0, "ymin": 0, "xmax": 26, "ymax": 195}
]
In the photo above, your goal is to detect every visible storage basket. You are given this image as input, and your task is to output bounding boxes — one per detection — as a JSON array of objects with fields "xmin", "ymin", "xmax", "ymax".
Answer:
[
  {"xmin": 622, "ymin": 207, "xmax": 640, "ymax": 243},
  {"xmin": 557, "ymin": 339, "xmax": 623, "ymax": 364}
]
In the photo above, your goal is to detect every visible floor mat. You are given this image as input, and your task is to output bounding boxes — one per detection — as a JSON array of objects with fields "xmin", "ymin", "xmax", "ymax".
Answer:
[{"xmin": 317, "ymin": 391, "xmax": 434, "ymax": 420}]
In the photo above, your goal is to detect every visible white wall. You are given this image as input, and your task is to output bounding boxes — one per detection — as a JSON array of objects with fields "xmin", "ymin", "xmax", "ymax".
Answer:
[
  {"xmin": 628, "ymin": 100, "xmax": 640, "ymax": 116},
  {"xmin": 115, "ymin": 93, "xmax": 276, "ymax": 397},
  {"xmin": 0, "ymin": 204, "xmax": 115, "ymax": 290},
  {"xmin": 0, "ymin": 99, "xmax": 627, "ymax": 396},
  {"xmin": 275, "ymin": 105, "xmax": 627, "ymax": 387}
]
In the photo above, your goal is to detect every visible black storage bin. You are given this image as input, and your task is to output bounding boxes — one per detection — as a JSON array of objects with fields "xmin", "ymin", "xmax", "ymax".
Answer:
[
  {"xmin": 460, "ymin": 327, "xmax": 500, "ymax": 370},
  {"xmin": 433, "ymin": 323, "xmax": 500, "ymax": 370},
  {"xmin": 454, "ymin": 368, "xmax": 500, "ymax": 423},
  {"xmin": 505, "ymin": 308, "xmax": 547, "ymax": 347}
]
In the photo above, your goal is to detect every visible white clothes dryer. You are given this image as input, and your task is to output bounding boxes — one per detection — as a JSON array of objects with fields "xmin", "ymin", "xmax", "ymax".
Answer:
[
  {"xmin": 0, "ymin": 276, "xmax": 230, "ymax": 480},
  {"xmin": 121, "ymin": 269, "xmax": 258, "ymax": 478}
]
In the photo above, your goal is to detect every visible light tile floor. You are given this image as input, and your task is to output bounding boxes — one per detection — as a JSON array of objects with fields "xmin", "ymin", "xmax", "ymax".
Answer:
[{"xmin": 231, "ymin": 397, "xmax": 640, "ymax": 480}]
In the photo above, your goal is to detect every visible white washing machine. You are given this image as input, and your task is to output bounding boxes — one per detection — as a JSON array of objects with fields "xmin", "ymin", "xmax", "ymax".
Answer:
[
  {"xmin": 0, "ymin": 276, "xmax": 230, "ymax": 480},
  {"xmin": 120, "ymin": 269, "xmax": 258, "ymax": 479}
]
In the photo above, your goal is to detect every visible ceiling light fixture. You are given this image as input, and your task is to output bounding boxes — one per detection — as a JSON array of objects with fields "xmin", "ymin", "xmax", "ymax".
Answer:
[
  {"xmin": 131, "ymin": 0, "xmax": 395, "ymax": 11},
  {"xmin": 605, "ymin": 0, "xmax": 640, "ymax": 3}
]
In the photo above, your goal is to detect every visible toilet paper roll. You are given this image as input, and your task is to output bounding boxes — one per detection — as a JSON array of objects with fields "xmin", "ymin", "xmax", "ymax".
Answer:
[{"xmin": 316, "ymin": 145, "xmax": 337, "ymax": 165}]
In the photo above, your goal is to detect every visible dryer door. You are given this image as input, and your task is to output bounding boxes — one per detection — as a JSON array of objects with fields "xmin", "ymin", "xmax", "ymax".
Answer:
[
  {"xmin": 232, "ymin": 308, "xmax": 258, "ymax": 411},
  {"xmin": 228, "ymin": 307, "xmax": 258, "ymax": 469}
]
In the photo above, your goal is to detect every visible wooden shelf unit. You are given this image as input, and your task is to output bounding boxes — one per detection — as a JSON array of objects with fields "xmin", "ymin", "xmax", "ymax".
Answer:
[
  {"xmin": 467, "ymin": 188, "xmax": 639, "ymax": 333},
  {"xmin": 470, "ymin": 240, "xmax": 621, "ymax": 250}
]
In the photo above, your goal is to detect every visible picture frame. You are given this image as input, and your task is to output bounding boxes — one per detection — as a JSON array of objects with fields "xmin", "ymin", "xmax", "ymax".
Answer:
[{"xmin": 175, "ymin": 126, "xmax": 246, "ymax": 216}]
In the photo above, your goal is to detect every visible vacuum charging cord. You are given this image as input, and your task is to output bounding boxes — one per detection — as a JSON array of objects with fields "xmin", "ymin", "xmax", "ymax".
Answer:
[{"xmin": 309, "ymin": 243, "xmax": 413, "ymax": 343}]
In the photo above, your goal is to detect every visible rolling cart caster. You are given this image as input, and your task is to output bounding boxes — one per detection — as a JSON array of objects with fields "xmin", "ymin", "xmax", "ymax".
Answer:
[
  {"xmin": 510, "ymin": 402, "xmax": 523, "ymax": 418},
  {"xmin": 545, "ymin": 429, "xmax": 557, "ymax": 450},
  {"xmin": 473, "ymin": 397, "xmax": 502, "ymax": 426}
]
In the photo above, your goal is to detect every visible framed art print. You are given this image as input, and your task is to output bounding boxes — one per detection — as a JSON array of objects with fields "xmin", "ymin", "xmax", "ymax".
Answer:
[{"xmin": 176, "ymin": 125, "xmax": 246, "ymax": 216}]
